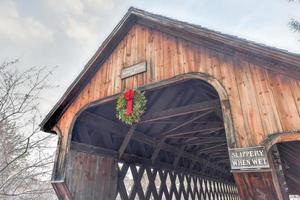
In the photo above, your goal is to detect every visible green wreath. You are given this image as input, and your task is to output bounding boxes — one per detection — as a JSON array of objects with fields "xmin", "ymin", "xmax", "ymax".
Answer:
[{"xmin": 116, "ymin": 89, "xmax": 147, "ymax": 125}]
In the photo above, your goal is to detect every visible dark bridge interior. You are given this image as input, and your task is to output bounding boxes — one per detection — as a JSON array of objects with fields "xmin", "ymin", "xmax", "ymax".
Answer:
[
  {"xmin": 277, "ymin": 141, "xmax": 300, "ymax": 196},
  {"xmin": 71, "ymin": 79, "xmax": 234, "ymax": 183}
]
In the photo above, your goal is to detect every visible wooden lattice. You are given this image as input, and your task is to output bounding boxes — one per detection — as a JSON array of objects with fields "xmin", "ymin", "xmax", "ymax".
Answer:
[{"xmin": 116, "ymin": 163, "xmax": 240, "ymax": 200}]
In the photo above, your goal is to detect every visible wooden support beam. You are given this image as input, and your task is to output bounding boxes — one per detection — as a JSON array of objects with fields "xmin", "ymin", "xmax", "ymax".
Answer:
[
  {"xmin": 151, "ymin": 140, "xmax": 165, "ymax": 163},
  {"xmin": 151, "ymin": 111, "xmax": 213, "ymax": 163},
  {"xmin": 70, "ymin": 142, "xmax": 118, "ymax": 157},
  {"xmin": 140, "ymin": 121, "xmax": 222, "ymax": 125},
  {"xmin": 196, "ymin": 143, "xmax": 227, "ymax": 154},
  {"xmin": 82, "ymin": 111, "xmax": 223, "ymax": 141},
  {"xmin": 173, "ymin": 145, "xmax": 186, "ymax": 167},
  {"xmin": 166, "ymin": 126, "xmax": 224, "ymax": 138},
  {"xmin": 118, "ymin": 124, "xmax": 137, "ymax": 158},
  {"xmin": 161, "ymin": 110, "xmax": 214, "ymax": 137},
  {"xmin": 181, "ymin": 136, "xmax": 225, "ymax": 144},
  {"xmin": 185, "ymin": 139, "xmax": 226, "ymax": 146},
  {"xmin": 70, "ymin": 141, "xmax": 231, "ymax": 181},
  {"xmin": 140, "ymin": 100, "xmax": 220, "ymax": 123},
  {"xmin": 77, "ymin": 112, "xmax": 228, "ymax": 175},
  {"xmin": 197, "ymin": 148, "xmax": 227, "ymax": 155}
]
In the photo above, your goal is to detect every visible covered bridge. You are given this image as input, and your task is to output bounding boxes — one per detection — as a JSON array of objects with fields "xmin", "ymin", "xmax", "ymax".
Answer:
[{"xmin": 41, "ymin": 8, "xmax": 300, "ymax": 200}]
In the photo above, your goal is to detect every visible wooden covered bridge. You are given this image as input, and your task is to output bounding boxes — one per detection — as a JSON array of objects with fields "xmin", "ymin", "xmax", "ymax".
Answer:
[{"xmin": 41, "ymin": 8, "xmax": 300, "ymax": 200}]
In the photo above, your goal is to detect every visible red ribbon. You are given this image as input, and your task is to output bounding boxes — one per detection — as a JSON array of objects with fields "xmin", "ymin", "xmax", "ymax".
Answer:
[{"xmin": 124, "ymin": 89, "xmax": 134, "ymax": 116}]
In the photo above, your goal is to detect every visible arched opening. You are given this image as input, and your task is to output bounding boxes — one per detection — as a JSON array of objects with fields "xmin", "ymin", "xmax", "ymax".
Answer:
[
  {"xmin": 69, "ymin": 77, "xmax": 240, "ymax": 199},
  {"xmin": 266, "ymin": 133, "xmax": 300, "ymax": 199}
]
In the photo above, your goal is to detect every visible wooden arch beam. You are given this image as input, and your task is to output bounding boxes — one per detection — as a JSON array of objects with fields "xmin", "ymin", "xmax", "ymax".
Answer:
[{"xmin": 261, "ymin": 130, "xmax": 300, "ymax": 152}]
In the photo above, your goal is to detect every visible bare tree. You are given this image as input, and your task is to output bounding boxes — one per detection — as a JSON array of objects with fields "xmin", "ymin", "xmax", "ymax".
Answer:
[
  {"xmin": 288, "ymin": 0, "xmax": 300, "ymax": 32},
  {"xmin": 0, "ymin": 60, "xmax": 57, "ymax": 199},
  {"xmin": 289, "ymin": 19, "xmax": 300, "ymax": 32}
]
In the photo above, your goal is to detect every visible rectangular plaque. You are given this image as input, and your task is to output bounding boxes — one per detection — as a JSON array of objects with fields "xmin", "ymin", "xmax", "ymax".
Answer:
[
  {"xmin": 229, "ymin": 146, "xmax": 270, "ymax": 170},
  {"xmin": 121, "ymin": 61, "xmax": 147, "ymax": 79}
]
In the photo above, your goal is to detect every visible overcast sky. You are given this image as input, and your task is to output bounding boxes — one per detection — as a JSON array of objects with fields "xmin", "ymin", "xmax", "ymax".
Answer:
[{"xmin": 1, "ymin": 0, "xmax": 300, "ymax": 116}]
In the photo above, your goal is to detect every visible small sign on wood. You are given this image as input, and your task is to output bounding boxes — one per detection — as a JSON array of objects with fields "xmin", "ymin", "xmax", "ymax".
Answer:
[
  {"xmin": 121, "ymin": 61, "xmax": 147, "ymax": 79},
  {"xmin": 229, "ymin": 146, "xmax": 270, "ymax": 171}
]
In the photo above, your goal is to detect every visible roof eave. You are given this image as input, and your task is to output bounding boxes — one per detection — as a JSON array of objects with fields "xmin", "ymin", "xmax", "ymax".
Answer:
[
  {"xmin": 40, "ymin": 7, "xmax": 300, "ymax": 133},
  {"xmin": 40, "ymin": 8, "xmax": 138, "ymax": 133}
]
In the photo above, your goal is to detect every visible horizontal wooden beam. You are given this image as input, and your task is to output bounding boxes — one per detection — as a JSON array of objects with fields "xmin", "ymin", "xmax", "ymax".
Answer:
[
  {"xmin": 160, "ymin": 110, "xmax": 214, "ymax": 138},
  {"xmin": 70, "ymin": 141, "xmax": 118, "ymax": 157},
  {"xmin": 185, "ymin": 139, "xmax": 226, "ymax": 146},
  {"xmin": 166, "ymin": 126, "xmax": 224, "ymax": 138},
  {"xmin": 140, "ymin": 121, "xmax": 222, "ymax": 125},
  {"xmin": 196, "ymin": 144, "xmax": 227, "ymax": 154},
  {"xmin": 198, "ymin": 149, "xmax": 228, "ymax": 155},
  {"xmin": 180, "ymin": 135, "xmax": 225, "ymax": 143},
  {"xmin": 70, "ymin": 141, "xmax": 232, "ymax": 181},
  {"xmin": 140, "ymin": 100, "xmax": 220, "ymax": 123},
  {"xmin": 77, "ymin": 112, "xmax": 228, "ymax": 175}
]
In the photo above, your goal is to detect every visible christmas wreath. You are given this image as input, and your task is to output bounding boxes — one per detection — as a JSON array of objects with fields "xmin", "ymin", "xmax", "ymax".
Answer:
[{"xmin": 116, "ymin": 89, "xmax": 147, "ymax": 125}]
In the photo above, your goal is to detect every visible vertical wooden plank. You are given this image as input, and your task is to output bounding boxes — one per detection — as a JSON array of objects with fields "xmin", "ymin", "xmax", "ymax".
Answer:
[
  {"xmin": 163, "ymin": 33, "xmax": 174, "ymax": 79},
  {"xmin": 129, "ymin": 27, "xmax": 137, "ymax": 89},
  {"xmin": 289, "ymin": 79, "xmax": 300, "ymax": 118},
  {"xmin": 124, "ymin": 27, "xmax": 132, "ymax": 67},
  {"xmin": 123, "ymin": 27, "xmax": 133, "ymax": 90},
  {"xmin": 106, "ymin": 53, "xmax": 113, "ymax": 84},
  {"xmin": 248, "ymin": 65, "xmax": 283, "ymax": 134},
  {"xmin": 194, "ymin": 45, "xmax": 203, "ymax": 73},
  {"xmin": 158, "ymin": 31, "xmax": 164, "ymax": 82},
  {"xmin": 153, "ymin": 30, "xmax": 164, "ymax": 82},
  {"xmin": 152, "ymin": 30, "xmax": 160, "ymax": 82},
  {"xmin": 233, "ymin": 172, "xmax": 279, "ymax": 200},
  {"xmin": 266, "ymin": 71, "xmax": 300, "ymax": 131},
  {"xmin": 209, "ymin": 50, "xmax": 222, "ymax": 81},
  {"xmin": 115, "ymin": 36, "xmax": 126, "ymax": 94},
  {"xmin": 139, "ymin": 25, "xmax": 147, "ymax": 86},
  {"xmin": 132, "ymin": 25, "xmax": 138, "ymax": 88},
  {"xmin": 181, "ymin": 39, "xmax": 189, "ymax": 74},
  {"xmin": 233, "ymin": 58, "xmax": 264, "ymax": 146},
  {"xmin": 169, "ymin": 34, "xmax": 176, "ymax": 77},
  {"xmin": 200, "ymin": 45, "xmax": 211, "ymax": 75},
  {"xmin": 218, "ymin": 54, "xmax": 246, "ymax": 147},
  {"xmin": 169, "ymin": 32, "xmax": 178, "ymax": 76},
  {"xmin": 65, "ymin": 151, "xmax": 118, "ymax": 200},
  {"xmin": 109, "ymin": 44, "xmax": 116, "ymax": 95},
  {"xmin": 187, "ymin": 42, "xmax": 196, "ymax": 72},
  {"xmin": 175, "ymin": 37, "xmax": 184, "ymax": 75},
  {"xmin": 100, "ymin": 62, "xmax": 108, "ymax": 97},
  {"xmin": 145, "ymin": 27, "xmax": 154, "ymax": 83}
]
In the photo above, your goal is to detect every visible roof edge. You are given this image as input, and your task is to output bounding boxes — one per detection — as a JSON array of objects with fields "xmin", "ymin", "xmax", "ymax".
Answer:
[
  {"xmin": 40, "ymin": 8, "xmax": 137, "ymax": 132},
  {"xmin": 131, "ymin": 8, "xmax": 300, "ymax": 66},
  {"xmin": 40, "ymin": 7, "xmax": 300, "ymax": 133}
]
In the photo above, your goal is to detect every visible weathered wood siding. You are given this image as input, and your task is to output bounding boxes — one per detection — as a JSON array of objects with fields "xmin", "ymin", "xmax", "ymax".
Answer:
[
  {"xmin": 55, "ymin": 24, "xmax": 300, "ymax": 148},
  {"xmin": 51, "ymin": 23, "xmax": 300, "ymax": 200},
  {"xmin": 65, "ymin": 151, "xmax": 118, "ymax": 199},
  {"xmin": 234, "ymin": 172, "xmax": 278, "ymax": 199}
]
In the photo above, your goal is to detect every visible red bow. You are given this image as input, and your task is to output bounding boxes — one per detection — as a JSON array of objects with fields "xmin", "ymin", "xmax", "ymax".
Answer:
[{"xmin": 124, "ymin": 89, "xmax": 134, "ymax": 116}]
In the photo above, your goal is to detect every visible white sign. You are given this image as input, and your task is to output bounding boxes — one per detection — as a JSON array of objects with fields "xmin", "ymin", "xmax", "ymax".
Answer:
[
  {"xmin": 229, "ymin": 146, "xmax": 270, "ymax": 170},
  {"xmin": 121, "ymin": 61, "xmax": 147, "ymax": 79}
]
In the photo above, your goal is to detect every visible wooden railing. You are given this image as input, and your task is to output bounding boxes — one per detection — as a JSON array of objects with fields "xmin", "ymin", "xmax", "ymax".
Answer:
[{"xmin": 116, "ymin": 163, "xmax": 240, "ymax": 200}]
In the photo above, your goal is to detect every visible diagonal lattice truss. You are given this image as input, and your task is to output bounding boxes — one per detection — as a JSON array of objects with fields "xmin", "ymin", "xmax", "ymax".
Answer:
[{"xmin": 116, "ymin": 163, "xmax": 240, "ymax": 200}]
